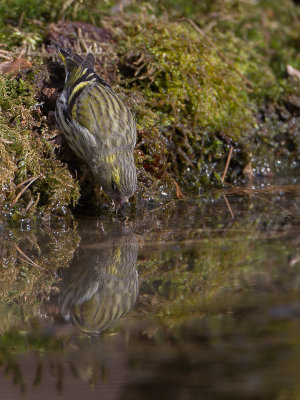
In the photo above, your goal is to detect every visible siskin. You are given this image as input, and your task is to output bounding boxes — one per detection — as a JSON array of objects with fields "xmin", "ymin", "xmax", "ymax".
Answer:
[
  {"xmin": 55, "ymin": 47, "xmax": 137, "ymax": 211},
  {"xmin": 59, "ymin": 231, "xmax": 138, "ymax": 335}
]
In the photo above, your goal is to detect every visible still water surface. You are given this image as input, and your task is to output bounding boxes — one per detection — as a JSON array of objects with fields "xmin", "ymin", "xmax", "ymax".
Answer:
[{"xmin": 0, "ymin": 181, "xmax": 300, "ymax": 399}]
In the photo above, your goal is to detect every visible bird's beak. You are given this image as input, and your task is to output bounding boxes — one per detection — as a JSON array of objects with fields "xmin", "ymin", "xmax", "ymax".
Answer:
[{"xmin": 114, "ymin": 198, "xmax": 128, "ymax": 215}]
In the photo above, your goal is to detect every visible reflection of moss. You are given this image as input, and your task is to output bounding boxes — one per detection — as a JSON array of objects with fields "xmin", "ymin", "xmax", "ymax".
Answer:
[
  {"xmin": 0, "ymin": 222, "xmax": 80, "ymax": 333},
  {"xmin": 135, "ymin": 195, "xmax": 300, "ymax": 322}
]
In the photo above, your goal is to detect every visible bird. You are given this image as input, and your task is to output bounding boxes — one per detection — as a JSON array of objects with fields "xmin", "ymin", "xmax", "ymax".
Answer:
[
  {"xmin": 59, "ymin": 230, "xmax": 139, "ymax": 335},
  {"xmin": 55, "ymin": 46, "xmax": 137, "ymax": 212}
]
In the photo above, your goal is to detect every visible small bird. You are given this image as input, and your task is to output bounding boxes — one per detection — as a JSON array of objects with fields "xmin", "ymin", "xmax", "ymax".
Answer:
[
  {"xmin": 55, "ymin": 47, "xmax": 137, "ymax": 211},
  {"xmin": 59, "ymin": 230, "xmax": 139, "ymax": 335}
]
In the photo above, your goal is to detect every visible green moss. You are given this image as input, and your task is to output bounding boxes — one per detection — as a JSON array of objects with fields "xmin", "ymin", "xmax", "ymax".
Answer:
[
  {"xmin": 2, "ymin": 0, "xmax": 115, "ymax": 21},
  {"xmin": 118, "ymin": 17, "xmax": 255, "ymax": 138},
  {"xmin": 103, "ymin": 9, "xmax": 299, "ymax": 190},
  {"xmin": 0, "ymin": 0, "xmax": 115, "ymax": 49},
  {"xmin": 0, "ymin": 73, "xmax": 80, "ymax": 217},
  {"xmin": 147, "ymin": 0, "xmax": 300, "ymax": 74},
  {"xmin": 0, "ymin": 1, "xmax": 298, "ymax": 210},
  {"xmin": 106, "ymin": 14, "xmax": 254, "ymax": 187}
]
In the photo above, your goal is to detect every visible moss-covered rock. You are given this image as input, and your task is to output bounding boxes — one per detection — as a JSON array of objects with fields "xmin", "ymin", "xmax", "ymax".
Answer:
[{"xmin": 0, "ymin": 0, "xmax": 299, "ymax": 215}]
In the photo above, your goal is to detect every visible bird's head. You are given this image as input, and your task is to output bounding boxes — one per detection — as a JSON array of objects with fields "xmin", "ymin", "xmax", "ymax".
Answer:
[{"xmin": 95, "ymin": 152, "xmax": 137, "ymax": 212}]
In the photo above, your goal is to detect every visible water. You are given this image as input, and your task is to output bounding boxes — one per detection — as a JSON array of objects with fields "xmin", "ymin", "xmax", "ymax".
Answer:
[{"xmin": 0, "ymin": 181, "xmax": 300, "ymax": 399}]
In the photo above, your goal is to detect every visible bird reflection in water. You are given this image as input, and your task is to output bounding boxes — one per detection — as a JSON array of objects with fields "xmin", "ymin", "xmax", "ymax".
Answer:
[{"xmin": 59, "ymin": 225, "xmax": 138, "ymax": 335}]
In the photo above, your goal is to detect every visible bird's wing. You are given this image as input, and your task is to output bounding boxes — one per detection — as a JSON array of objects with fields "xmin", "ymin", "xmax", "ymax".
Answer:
[{"xmin": 71, "ymin": 82, "xmax": 136, "ymax": 151}]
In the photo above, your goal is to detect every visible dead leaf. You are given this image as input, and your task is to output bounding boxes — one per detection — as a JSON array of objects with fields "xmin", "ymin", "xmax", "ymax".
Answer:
[
  {"xmin": 174, "ymin": 180, "xmax": 184, "ymax": 198},
  {"xmin": 0, "ymin": 57, "xmax": 32, "ymax": 75}
]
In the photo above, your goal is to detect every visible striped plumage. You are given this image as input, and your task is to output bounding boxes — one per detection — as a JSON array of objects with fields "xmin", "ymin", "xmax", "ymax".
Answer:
[
  {"xmin": 55, "ymin": 47, "xmax": 137, "ymax": 211},
  {"xmin": 59, "ymin": 233, "xmax": 139, "ymax": 335}
]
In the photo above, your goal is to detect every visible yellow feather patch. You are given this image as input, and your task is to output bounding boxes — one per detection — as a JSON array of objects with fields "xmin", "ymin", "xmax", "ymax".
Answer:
[
  {"xmin": 106, "ymin": 154, "xmax": 120, "ymax": 185},
  {"xmin": 112, "ymin": 168, "xmax": 120, "ymax": 185},
  {"xmin": 75, "ymin": 67, "xmax": 88, "ymax": 81},
  {"xmin": 112, "ymin": 167, "xmax": 120, "ymax": 185},
  {"xmin": 71, "ymin": 103, "xmax": 77, "ymax": 119},
  {"xmin": 108, "ymin": 265, "xmax": 118, "ymax": 275},
  {"xmin": 113, "ymin": 247, "xmax": 122, "ymax": 264},
  {"xmin": 68, "ymin": 81, "xmax": 90, "ymax": 108},
  {"xmin": 106, "ymin": 154, "xmax": 116, "ymax": 164},
  {"xmin": 57, "ymin": 50, "xmax": 66, "ymax": 65}
]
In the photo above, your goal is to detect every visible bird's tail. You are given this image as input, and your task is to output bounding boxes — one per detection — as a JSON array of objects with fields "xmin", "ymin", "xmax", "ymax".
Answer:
[{"xmin": 55, "ymin": 45, "xmax": 95, "ymax": 73}]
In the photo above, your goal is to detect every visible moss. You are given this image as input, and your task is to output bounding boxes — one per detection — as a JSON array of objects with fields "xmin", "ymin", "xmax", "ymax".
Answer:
[
  {"xmin": 117, "ymin": 15, "xmax": 255, "ymax": 135},
  {"xmin": 0, "ymin": 1, "xmax": 298, "ymax": 213},
  {"xmin": 0, "ymin": 221, "xmax": 80, "ymax": 312},
  {"xmin": 0, "ymin": 0, "xmax": 114, "ymax": 49},
  {"xmin": 102, "ymin": 11, "xmax": 296, "ymax": 190},
  {"xmin": 145, "ymin": 0, "xmax": 300, "ymax": 74},
  {"xmin": 0, "ymin": 72, "xmax": 80, "ymax": 217},
  {"xmin": 201, "ymin": 0, "xmax": 300, "ymax": 79},
  {"xmin": 112, "ymin": 9, "xmax": 299, "ymax": 188}
]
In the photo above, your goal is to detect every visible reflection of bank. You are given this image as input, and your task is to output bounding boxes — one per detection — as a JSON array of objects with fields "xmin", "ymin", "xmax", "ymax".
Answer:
[{"xmin": 59, "ymin": 231, "xmax": 138, "ymax": 335}]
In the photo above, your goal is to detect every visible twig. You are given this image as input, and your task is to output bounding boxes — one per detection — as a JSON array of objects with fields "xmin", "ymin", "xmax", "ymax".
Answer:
[
  {"xmin": 0, "ymin": 137, "xmax": 14, "ymax": 143},
  {"xmin": 0, "ymin": 54, "xmax": 12, "ymax": 60},
  {"xmin": 187, "ymin": 19, "xmax": 254, "ymax": 90},
  {"xmin": 77, "ymin": 27, "xmax": 88, "ymax": 53},
  {"xmin": 15, "ymin": 244, "xmax": 40, "ymax": 268},
  {"xmin": 60, "ymin": 0, "xmax": 77, "ymax": 18},
  {"xmin": 222, "ymin": 146, "xmax": 233, "ymax": 182},
  {"xmin": 111, "ymin": 0, "xmax": 133, "ymax": 13},
  {"xmin": 223, "ymin": 182, "xmax": 298, "ymax": 218},
  {"xmin": 11, "ymin": 175, "xmax": 41, "ymax": 207},
  {"xmin": 223, "ymin": 194, "xmax": 234, "ymax": 218},
  {"xmin": 15, "ymin": 174, "xmax": 42, "ymax": 190},
  {"xmin": 224, "ymin": 184, "xmax": 300, "ymax": 196},
  {"xmin": 18, "ymin": 11, "xmax": 25, "ymax": 29}
]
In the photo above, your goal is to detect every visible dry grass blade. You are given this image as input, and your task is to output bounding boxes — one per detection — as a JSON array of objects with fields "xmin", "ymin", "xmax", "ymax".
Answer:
[
  {"xmin": 223, "ymin": 194, "xmax": 234, "ymax": 218},
  {"xmin": 15, "ymin": 174, "xmax": 42, "ymax": 190},
  {"xmin": 222, "ymin": 146, "xmax": 233, "ymax": 183},
  {"xmin": 14, "ymin": 244, "xmax": 40, "ymax": 268},
  {"xmin": 223, "ymin": 182, "xmax": 299, "ymax": 218},
  {"xmin": 224, "ymin": 184, "xmax": 300, "ymax": 196},
  {"xmin": 11, "ymin": 175, "xmax": 42, "ymax": 207},
  {"xmin": 173, "ymin": 179, "xmax": 185, "ymax": 198}
]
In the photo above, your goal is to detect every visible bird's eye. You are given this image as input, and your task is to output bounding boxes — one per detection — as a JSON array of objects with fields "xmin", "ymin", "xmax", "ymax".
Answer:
[{"xmin": 111, "ymin": 179, "xmax": 117, "ymax": 191}]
